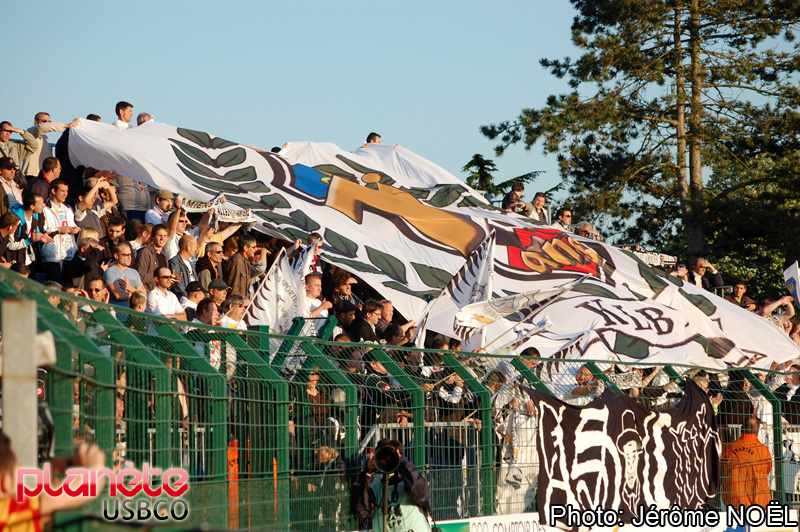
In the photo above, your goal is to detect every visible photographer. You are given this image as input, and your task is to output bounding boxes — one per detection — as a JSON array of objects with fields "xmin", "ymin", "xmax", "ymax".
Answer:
[{"xmin": 351, "ymin": 438, "xmax": 432, "ymax": 532}]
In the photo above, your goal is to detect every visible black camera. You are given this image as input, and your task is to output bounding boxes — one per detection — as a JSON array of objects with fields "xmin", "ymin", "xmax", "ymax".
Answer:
[{"xmin": 373, "ymin": 445, "xmax": 400, "ymax": 473}]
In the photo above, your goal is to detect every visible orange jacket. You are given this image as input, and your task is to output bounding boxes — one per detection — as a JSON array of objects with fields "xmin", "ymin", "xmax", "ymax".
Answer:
[{"xmin": 721, "ymin": 433, "xmax": 772, "ymax": 508}]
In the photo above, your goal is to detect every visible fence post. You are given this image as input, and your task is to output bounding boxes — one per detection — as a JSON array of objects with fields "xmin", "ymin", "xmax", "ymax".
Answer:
[{"xmin": 1, "ymin": 299, "xmax": 37, "ymax": 468}]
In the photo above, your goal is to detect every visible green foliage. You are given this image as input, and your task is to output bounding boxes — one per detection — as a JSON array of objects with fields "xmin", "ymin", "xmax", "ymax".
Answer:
[
  {"xmin": 481, "ymin": 0, "xmax": 800, "ymax": 265},
  {"xmin": 461, "ymin": 153, "xmax": 542, "ymax": 198}
]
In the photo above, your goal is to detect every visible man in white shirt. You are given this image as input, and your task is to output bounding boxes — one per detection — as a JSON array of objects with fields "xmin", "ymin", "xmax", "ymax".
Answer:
[
  {"xmin": 41, "ymin": 178, "xmax": 80, "ymax": 282},
  {"xmin": 146, "ymin": 267, "xmax": 187, "ymax": 320},
  {"xmin": 113, "ymin": 101, "xmax": 134, "ymax": 130},
  {"xmin": 145, "ymin": 190, "xmax": 174, "ymax": 225}
]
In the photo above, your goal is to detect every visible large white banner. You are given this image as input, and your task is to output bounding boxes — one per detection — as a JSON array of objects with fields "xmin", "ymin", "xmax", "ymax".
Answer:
[{"xmin": 67, "ymin": 120, "xmax": 800, "ymax": 368}]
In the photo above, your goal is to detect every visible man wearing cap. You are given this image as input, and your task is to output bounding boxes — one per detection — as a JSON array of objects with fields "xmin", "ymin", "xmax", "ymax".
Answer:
[
  {"xmin": 0, "ymin": 122, "xmax": 37, "ymax": 178},
  {"xmin": 169, "ymin": 235, "xmax": 198, "ymax": 298},
  {"xmin": 0, "ymin": 157, "xmax": 23, "ymax": 216},
  {"xmin": 22, "ymin": 113, "xmax": 80, "ymax": 177},
  {"xmin": 105, "ymin": 242, "xmax": 145, "ymax": 306},
  {"xmin": 145, "ymin": 190, "xmax": 174, "ymax": 225},
  {"xmin": 180, "ymin": 281, "xmax": 206, "ymax": 321},
  {"xmin": 333, "ymin": 300, "xmax": 358, "ymax": 339},
  {"xmin": 208, "ymin": 278, "xmax": 230, "ymax": 313}
]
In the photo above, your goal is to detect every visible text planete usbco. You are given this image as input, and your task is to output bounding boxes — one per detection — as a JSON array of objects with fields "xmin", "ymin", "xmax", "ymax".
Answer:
[{"xmin": 548, "ymin": 501, "xmax": 798, "ymax": 528}]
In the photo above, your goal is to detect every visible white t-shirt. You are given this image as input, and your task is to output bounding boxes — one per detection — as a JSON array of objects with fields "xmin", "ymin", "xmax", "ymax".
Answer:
[
  {"xmin": 113, "ymin": 119, "xmax": 130, "ymax": 130},
  {"xmin": 146, "ymin": 287, "xmax": 183, "ymax": 317}
]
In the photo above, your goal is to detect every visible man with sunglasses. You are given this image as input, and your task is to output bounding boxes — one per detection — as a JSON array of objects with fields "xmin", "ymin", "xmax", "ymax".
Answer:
[
  {"xmin": 146, "ymin": 267, "xmax": 186, "ymax": 320},
  {"xmin": 105, "ymin": 242, "xmax": 145, "ymax": 306},
  {"xmin": 197, "ymin": 241, "xmax": 224, "ymax": 290},
  {"xmin": 21, "ymin": 113, "xmax": 80, "ymax": 177}
]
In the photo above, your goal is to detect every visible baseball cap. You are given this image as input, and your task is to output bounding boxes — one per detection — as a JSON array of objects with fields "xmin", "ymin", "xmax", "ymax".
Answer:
[
  {"xmin": 156, "ymin": 189, "xmax": 175, "ymax": 200},
  {"xmin": 0, "ymin": 157, "xmax": 17, "ymax": 170},
  {"xmin": 208, "ymin": 279, "xmax": 230, "ymax": 291},
  {"xmin": 185, "ymin": 281, "xmax": 206, "ymax": 295}
]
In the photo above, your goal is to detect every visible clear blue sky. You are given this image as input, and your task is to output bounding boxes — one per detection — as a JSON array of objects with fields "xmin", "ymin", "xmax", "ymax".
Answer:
[{"xmin": 8, "ymin": 1, "xmax": 578, "ymax": 202}]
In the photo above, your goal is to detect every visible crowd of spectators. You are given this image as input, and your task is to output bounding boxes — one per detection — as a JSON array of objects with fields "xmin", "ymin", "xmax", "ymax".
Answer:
[{"xmin": 2, "ymin": 107, "xmax": 799, "ymax": 523}]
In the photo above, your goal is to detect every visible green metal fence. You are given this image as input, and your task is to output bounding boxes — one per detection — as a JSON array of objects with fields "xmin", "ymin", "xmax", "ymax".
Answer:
[{"xmin": 0, "ymin": 268, "xmax": 795, "ymax": 531}]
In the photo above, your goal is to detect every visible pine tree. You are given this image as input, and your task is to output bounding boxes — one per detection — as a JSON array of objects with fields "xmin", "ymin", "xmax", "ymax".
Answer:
[{"xmin": 482, "ymin": 0, "xmax": 800, "ymax": 260}]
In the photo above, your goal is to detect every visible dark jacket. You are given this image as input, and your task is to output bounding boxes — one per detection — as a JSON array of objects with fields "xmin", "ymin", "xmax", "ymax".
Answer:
[
  {"xmin": 135, "ymin": 246, "xmax": 169, "ymax": 291},
  {"xmin": 689, "ymin": 270, "xmax": 723, "ymax": 291},
  {"xmin": 196, "ymin": 255, "xmax": 221, "ymax": 290},
  {"xmin": 169, "ymin": 253, "xmax": 196, "ymax": 299},
  {"xmin": 224, "ymin": 252, "xmax": 250, "ymax": 298}
]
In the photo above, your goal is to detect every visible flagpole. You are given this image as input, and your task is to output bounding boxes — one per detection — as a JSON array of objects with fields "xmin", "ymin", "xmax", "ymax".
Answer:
[{"xmin": 236, "ymin": 248, "xmax": 285, "ymax": 328}]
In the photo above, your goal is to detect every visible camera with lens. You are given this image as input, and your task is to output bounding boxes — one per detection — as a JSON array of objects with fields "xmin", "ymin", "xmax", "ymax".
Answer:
[{"xmin": 373, "ymin": 444, "xmax": 400, "ymax": 473}]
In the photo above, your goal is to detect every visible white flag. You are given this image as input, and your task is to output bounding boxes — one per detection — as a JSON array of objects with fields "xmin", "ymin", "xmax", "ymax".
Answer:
[
  {"xmin": 244, "ymin": 248, "xmax": 306, "ymax": 333},
  {"xmin": 448, "ymin": 231, "xmax": 495, "ymax": 350},
  {"xmin": 454, "ymin": 275, "xmax": 587, "ymax": 335},
  {"xmin": 785, "ymin": 261, "xmax": 800, "ymax": 303}
]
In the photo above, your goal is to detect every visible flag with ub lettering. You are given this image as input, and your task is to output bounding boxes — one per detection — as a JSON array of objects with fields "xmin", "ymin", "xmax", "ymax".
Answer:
[
  {"xmin": 785, "ymin": 261, "xmax": 800, "ymax": 303},
  {"xmin": 244, "ymin": 248, "xmax": 307, "ymax": 333},
  {"xmin": 529, "ymin": 380, "xmax": 719, "ymax": 530}
]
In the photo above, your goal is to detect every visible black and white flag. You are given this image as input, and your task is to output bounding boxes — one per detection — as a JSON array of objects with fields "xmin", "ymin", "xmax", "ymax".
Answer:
[{"xmin": 527, "ymin": 380, "xmax": 719, "ymax": 530}]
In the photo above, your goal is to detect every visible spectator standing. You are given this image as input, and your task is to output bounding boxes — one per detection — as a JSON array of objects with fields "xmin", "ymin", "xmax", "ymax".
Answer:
[
  {"xmin": 689, "ymin": 258, "xmax": 723, "ymax": 291},
  {"xmin": 105, "ymin": 242, "xmax": 145, "ymax": 306},
  {"xmin": 41, "ymin": 178, "xmax": 80, "ymax": 282},
  {"xmin": 721, "ymin": 417, "xmax": 771, "ymax": 508},
  {"xmin": 0, "ymin": 212, "xmax": 21, "ymax": 267},
  {"xmin": 726, "ymin": 280, "xmax": 757, "ymax": 311},
  {"xmin": 530, "ymin": 192, "xmax": 550, "ymax": 224},
  {"xmin": 0, "ymin": 122, "xmax": 36, "ymax": 178},
  {"xmin": 306, "ymin": 272, "xmax": 332, "ymax": 320},
  {"xmin": 169, "ymin": 235, "xmax": 198, "ymax": 298},
  {"xmin": 74, "ymin": 177, "xmax": 118, "ymax": 237},
  {"xmin": 351, "ymin": 299, "xmax": 382, "ymax": 343},
  {"xmin": 63, "ymin": 237, "xmax": 105, "ymax": 289},
  {"xmin": 21, "ymin": 113, "xmax": 79, "ymax": 177},
  {"xmin": 180, "ymin": 281, "xmax": 206, "ymax": 321},
  {"xmin": 197, "ymin": 241, "xmax": 224, "ymax": 290},
  {"xmin": 208, "ymin": 278, "xmax": 230, "ymax": 313},
  {"xmin": 0, "ymin": 157, "xmax": 23, "ymax": 216},
  {"xmin": 115, "ymin": 174, "xmax": 151, "ymax": 221},
  {"xmin": 136, "ymin": 113, "xmax": 152, "ymax": 126},
  {"xmin": 6, "ymin": 192, "xmax": 50, "ymax": 266},
  {"xmin": 501, "ymin": 182, "xmax": 533, "ymax": 216},
  {"xmin": 224, "ymin": 234, "xmax": 256, "ymax": 298},
  {"xmin": 145, "ymin": 190, "xmax": 174, "ymax": 225},
  {"xmin": 146, "ymin": 267, "xmax": 187, "ymax": 320},
  {"xmin": 25, "ymin": 156, "xmax": 61, "ymax": 202},
  {"xmin": 113, "ymin": 101, "xmax": 134, "ymax": 129},
  {"xmin": 553, "ymin": 207, "xmax": 574, "ymax": 232},
  {"xmin": 135, "ymin": 224, "xmax": 169, "ymax": 291},
  {"xmin": 99, "ymin": 216, "xmax": 128, "ymax": 265}
]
